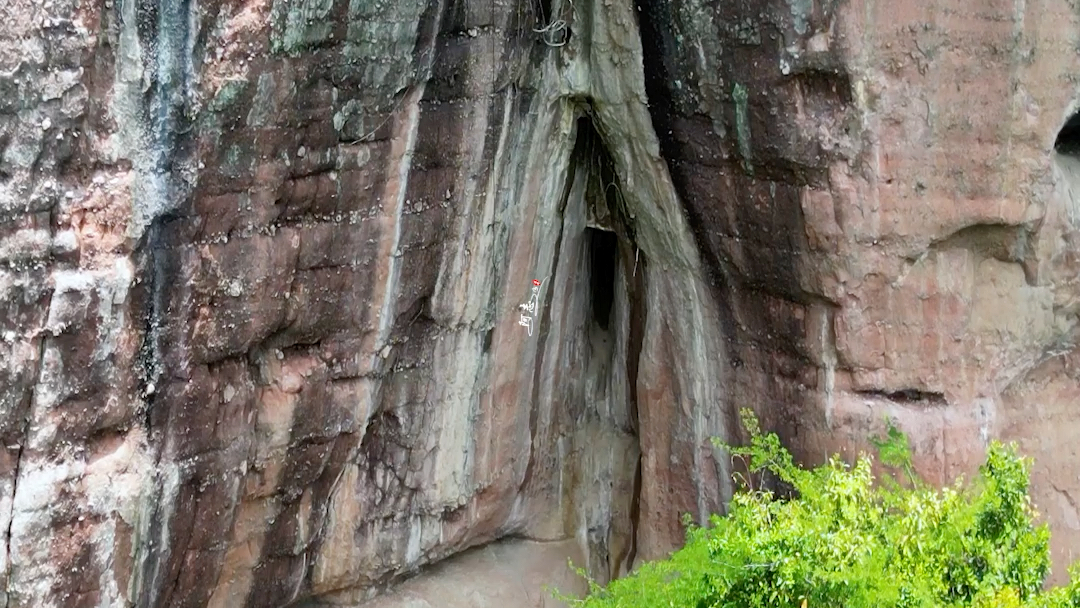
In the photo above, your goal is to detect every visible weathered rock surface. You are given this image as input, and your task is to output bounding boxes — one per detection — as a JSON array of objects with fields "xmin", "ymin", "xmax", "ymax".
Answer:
[
  {"xmin": 324, "ymin": 539, "xmax": 586, "ymax": 608},
  {"xmin": 0, "ymin": 0, "xmax": 1078, "ymax": 605},
  {"xmin": 635, "ymin": 0, "xmax": 1080, "ymax": 578}
]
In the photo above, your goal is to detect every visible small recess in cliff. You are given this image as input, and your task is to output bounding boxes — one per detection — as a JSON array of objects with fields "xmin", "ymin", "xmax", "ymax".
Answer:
[{"xmin": 1054, "ymin": 112, "xmax": 1080, "ymax": 156}]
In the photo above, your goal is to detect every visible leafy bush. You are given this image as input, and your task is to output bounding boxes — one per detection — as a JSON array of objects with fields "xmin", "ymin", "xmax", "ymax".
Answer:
[{"xmin": 564, "ymin": 409, "xmax": 1080, "ymax": 608}]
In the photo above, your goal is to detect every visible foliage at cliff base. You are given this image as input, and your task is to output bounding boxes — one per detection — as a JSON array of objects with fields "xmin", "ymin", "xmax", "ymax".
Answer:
[{"xmin": 565, "ymin": 410, "xmax": 1080, "ymax": 608}]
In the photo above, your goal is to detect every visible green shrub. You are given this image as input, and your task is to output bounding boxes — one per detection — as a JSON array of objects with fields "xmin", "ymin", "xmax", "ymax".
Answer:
[{"xmin": 564, "ymin": 409, "xmax": 1080, "ymax": 608}]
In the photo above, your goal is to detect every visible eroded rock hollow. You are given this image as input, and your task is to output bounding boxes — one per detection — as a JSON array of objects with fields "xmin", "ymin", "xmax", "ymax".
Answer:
[{"xmin": 1, "ymin": 0, "xmax": 1079, "ymax": 605}]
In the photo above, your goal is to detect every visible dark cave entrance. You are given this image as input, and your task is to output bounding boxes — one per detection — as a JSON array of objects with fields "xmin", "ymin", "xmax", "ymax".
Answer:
[
  {"xmin": 1055, "ymin": 111, "xmax": 1080, "ymax": 156},
  {"xmin": 573, "ymin": 112, "xmax": 624, "ymax": 334},
  {"xmin": 531, "ymin": 103, "xmax": 648, "ymax": 584},
  {"xmin": 587, "ymin": 227, "xmax": 618, "ymax": 330},
  {"xmin": 1052, "ymin": 111, "xmax": 1080, "ymax": 229},
  {"xmin": 567, "ymin": 110, "xmax": 641, "ymax": 585}
]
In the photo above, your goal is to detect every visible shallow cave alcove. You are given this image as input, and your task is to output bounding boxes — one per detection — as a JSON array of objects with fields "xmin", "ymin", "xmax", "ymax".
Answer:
[
  {"xmin": 1052, "ymin": 110, "xmax": 1080, "ymax": 228},
  {"xmin": 1054, "ymin": 111, "xmax": 1080, "ymax": 156}
]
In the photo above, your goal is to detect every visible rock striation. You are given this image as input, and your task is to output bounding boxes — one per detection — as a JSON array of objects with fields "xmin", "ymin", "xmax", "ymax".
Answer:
[{"xmin": 0, "ymin": 0, "xmax": 1078, "ymax": 605}]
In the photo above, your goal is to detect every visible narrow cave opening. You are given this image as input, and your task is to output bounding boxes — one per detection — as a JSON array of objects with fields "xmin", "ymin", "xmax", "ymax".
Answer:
[
  {"xmin": 571, "ymin": 111, "xmax": 623, "ymax": 334},
  {"xmin": 1055, "ymin": 112, "xmax": 1080, "ymax": 156},
  {"xmin": 548, "ymin": 105, "xmax": 649, "ymax": 584},
  {"xmin": 587, "ymin": 227, "xmax": 618, "ymax": 330},
  {"xmin": 1052, "ymin": 112, "xmax": 1080, "ymax": 227}
]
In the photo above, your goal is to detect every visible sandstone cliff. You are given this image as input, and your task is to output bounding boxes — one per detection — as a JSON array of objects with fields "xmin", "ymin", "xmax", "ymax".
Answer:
[{"xmin": 1, "ymin": 0, "xmax": 1078, "ymax": 605}]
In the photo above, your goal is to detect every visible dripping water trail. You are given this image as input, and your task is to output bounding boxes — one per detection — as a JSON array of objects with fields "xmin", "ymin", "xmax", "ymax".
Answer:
[
  {"xmin": 132, "ymin": 213, "xmax": 178, "ymax": 608},
  {"xmin": 127, "ymin": 0, "xmax": 198, "ymax": 604}
]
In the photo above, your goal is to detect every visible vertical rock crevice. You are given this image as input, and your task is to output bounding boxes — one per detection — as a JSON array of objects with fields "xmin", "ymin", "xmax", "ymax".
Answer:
[
  {"xmin": 521, "ymin": 102, "xmax": 651, "ymax": 583},
  {"xmin": 507, "ymin": 0, "xmax": 734, "ymax": 579},
  {"xmin": 1, "ymin": 335, "xmax": 43, "ymax": 608},
  {"xmin": 578, "ymin": 116, "xmax": 630, "ymax": 585},
  {"xmin": 577, "ymin": 0, "xmax": 733, "ymax": 563}
]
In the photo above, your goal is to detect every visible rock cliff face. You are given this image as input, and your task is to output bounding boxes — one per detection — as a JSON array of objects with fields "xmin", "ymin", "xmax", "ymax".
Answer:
[{"xmin": 1, "ymin": 0, "xmax": 1079, "ymax": 605}]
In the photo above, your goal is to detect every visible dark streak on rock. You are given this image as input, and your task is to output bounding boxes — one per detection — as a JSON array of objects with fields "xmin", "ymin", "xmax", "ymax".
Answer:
[
  {"xmin": 127, "ymin": 0, "xmax": 202, "ymax": 602},
  {"xmin": 855, "ymin": 388, "xmax": 948, "ymax": 406}
]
